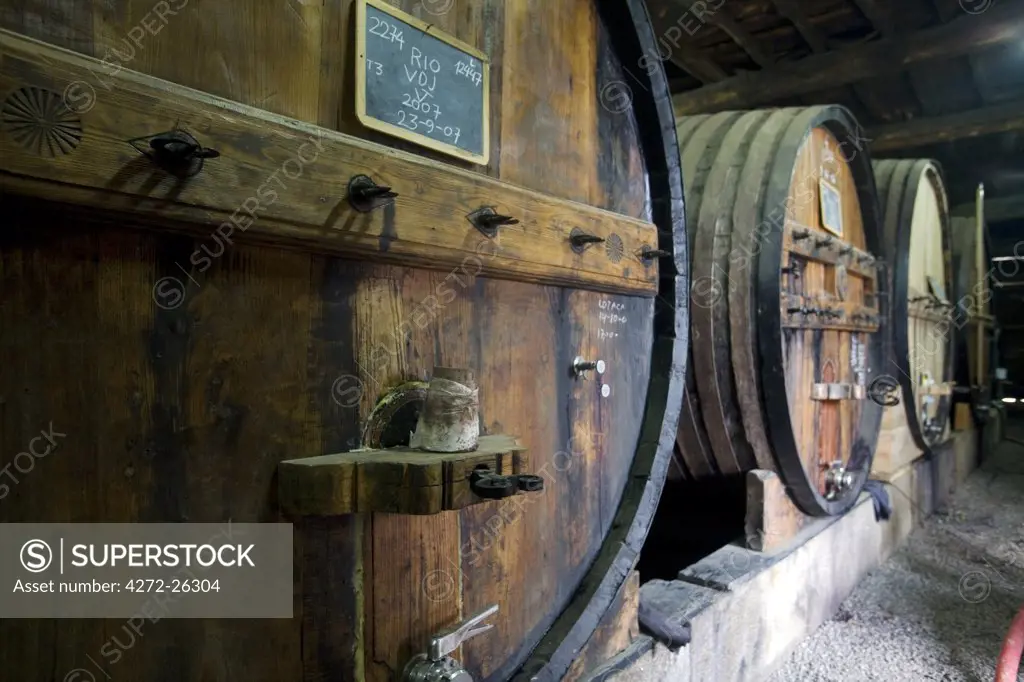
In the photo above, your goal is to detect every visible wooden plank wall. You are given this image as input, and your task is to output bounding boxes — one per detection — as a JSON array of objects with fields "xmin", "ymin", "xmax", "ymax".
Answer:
[{"xmin": 0, "ymin": 0, "xmax": 648, "ymax": 206}]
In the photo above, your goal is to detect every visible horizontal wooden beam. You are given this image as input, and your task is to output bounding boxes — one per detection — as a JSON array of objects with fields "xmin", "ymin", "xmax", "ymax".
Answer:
[
  {"xmin": 647, "ymin": 6, "xmax": 728, "ymax": 83},
  {"xmin": 278, "ymin": 434, "xmax": 527, "ymax": 515},
  {"xmin": 850, "ymin": 0, "xmax": 895, "ymax": 37},
  {"xmin": 771, "ymin": 0, "xmax": 828, "ymax": 53},
  {"xmin": 953, "ymin": 196, "xmax": 1024, "ymax": 223},
  {"xmin": 0, "ymin": 29, "xmax": 659, "ymax": 296},
  {"xmin": 946, "ymin": 167, "xmax": 1024, "ymax": 209},
  {"xmin": 675, "ymin": 50, "xmax": 729, "ymax": 83},
  {"xmin": 672, "ymin": 1, "xmax": 1024, "ymax": 114},
  {"xmin": 932, "ymin": 0, "xmax": 972, "ymax": 24},
  {"xmin": 869, "ymin": 99, "xmax": 1024, "ymax": 151},
  {"xmin": 674, "ymin": 0, "xmax": 774, "ymax": 68}
]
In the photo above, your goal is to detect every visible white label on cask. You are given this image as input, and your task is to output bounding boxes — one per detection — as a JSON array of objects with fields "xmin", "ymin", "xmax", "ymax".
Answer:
[{"xmin": 819, "ymin": 179, "xmax": 843, "ymax": 237}]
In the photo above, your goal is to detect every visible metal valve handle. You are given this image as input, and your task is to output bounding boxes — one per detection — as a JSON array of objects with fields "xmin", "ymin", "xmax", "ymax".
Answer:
[
  {"xmin": 430, "ymin": 604, "xmax": 499, "ymax": 660},
  {"xmin": 469, "ymin": 465, "xmax": 545, "ymax": 500},
  {"xmin": 403, "ymin": 605, "xmax": 499, "ymax": 682},
  {"xmin": 868, "ymin": 375, "xmax": 901, "ymax": 407}
]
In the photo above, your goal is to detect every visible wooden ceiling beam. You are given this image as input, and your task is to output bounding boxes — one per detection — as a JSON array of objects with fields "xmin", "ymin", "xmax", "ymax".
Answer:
[
  {"xmin": 675, "ymin": 49, "xmax": 729, "ymax": 83},
  {"xmin": 869, "ymin": 99, "xmax": 1024, "ymax": 151},
  {"xmin": 646, "ymin": 6, "xmax": 729, "ymax": 84},
  {"xmin": 671, "ymin": 0, "xmax": 775, "ymax": 68},
  {"xmin": 946, "ymin": 164, "xmax": 1024, "ymax": 206},
  {"xmin": 930, "ymin": 0, "xmax": 966, "ymax": 24},
  {"xmin": 850, "ymin": 0, "xmax": 896, "ymax": 36},
  {"xmin": 952, "ymin": 196, "xmax": 1024, "ymax": 223},
  {"xmin": 771, "ymin": 0, "xmax": 828, "ymax": 53},
  {"xmin": 672, "ymin": 1, "xmax": 1024, "ymax": 114}
]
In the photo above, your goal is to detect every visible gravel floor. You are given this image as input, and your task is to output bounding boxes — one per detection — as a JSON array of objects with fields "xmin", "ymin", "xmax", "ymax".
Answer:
[{"xmin": 768, "ymin": 426, "xmax": 1024, "ymax": 682}]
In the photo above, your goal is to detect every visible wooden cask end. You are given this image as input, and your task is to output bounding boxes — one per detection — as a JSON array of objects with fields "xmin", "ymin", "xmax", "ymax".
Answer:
[
  {"xmin": 873, "ymin": 159, "xmax": 954, "ymax": 458},
  {"xmin": 0, "ymin": 2, "xmax": 687, "ymax": 681},
  {"xmin": 671, "ymin": 107, "xmax": 888, "ymax": 517},
  {"xmin": 950, "ymin": 213, "xmax": 996, "ymax": 423}
]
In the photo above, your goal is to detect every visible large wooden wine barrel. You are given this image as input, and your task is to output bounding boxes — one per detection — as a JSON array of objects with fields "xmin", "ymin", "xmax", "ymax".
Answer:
[
  {"xmin": 951, "ymin": 200, "xmax": 996, "ymax": 423},
  {"xmin": 670, "ymin": 107, "xmax": 888, "ymax": 517},
  {"xmin": 873, "ymin": 159, "xmax": 954, "ymax": 454},
  {"xmin": 0, "ymin": 2, "xmax": 687, "ymax": 680}
]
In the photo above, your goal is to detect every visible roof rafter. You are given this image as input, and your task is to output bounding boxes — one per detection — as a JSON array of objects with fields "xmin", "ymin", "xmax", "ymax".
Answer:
[{"xmin": 672, "ymin": 2, "xmax": 1024, "ymax": 114}]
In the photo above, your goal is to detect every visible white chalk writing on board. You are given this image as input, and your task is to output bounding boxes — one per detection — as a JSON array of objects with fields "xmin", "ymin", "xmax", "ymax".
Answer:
[
  {"xmin": 455, "ymin": 59, "xmax": 483, "ymax": 86},
  {"xmin": 358, "ymin": 0, "xmax": 489, "ymax": 163},
  {"xmin": 392, "ymin": 46, "xmax": 463, "ymax": 144},
  {"xmin": 368, "ymin": 15, "xmax": 405, "ymax": 48}
]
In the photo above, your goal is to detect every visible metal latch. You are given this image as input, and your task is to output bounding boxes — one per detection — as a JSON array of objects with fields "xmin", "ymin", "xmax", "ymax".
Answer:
[
  {"xmin": 128, "ymin": 128, "xmax": 219, "ymax": 179},
  {"xmin": 403, "ymin": 605, "xmax": 499, "ymax": 682},
  {"xmin": 868, "ymin": 375, "xmax": 901, "ymax": 406},
  {"xmin": 811, "ymin": 383, "xmax": 867, "ymax": 401},
  {"xmin": 470, "ymin": 465, "xmax": 544, "ymax": 500}
]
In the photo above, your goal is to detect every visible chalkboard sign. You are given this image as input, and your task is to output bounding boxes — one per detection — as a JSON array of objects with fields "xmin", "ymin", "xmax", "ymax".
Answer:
[{"xmin": 356, "ymin": 0, "xmax": 490, "ymax": 164}]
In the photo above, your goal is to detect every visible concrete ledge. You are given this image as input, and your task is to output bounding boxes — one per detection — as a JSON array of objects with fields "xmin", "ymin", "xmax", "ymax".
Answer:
[
  {"xmin": 879, "ymin": 428, "xmax": 980, "ymax": 561},
  {"xmin": 579, "ymin": 636, "xmax": 688, "ymax": 682},
  {"xmin": 607, "ymin": 429, "xmax": 980, "ymax": 682},
  {"xmin": 635, "ymin": 495, "xmax": 880, "ymax": 682}
]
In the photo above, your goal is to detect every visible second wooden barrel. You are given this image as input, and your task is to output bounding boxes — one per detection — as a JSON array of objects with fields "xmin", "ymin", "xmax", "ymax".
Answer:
[
  {"xmin": 873, "ymin": 159, "xmax": 954, "ymax": 453},
  {"xmin": 672, "ymin": 106, "xmax": 888, "ymax": 517}
]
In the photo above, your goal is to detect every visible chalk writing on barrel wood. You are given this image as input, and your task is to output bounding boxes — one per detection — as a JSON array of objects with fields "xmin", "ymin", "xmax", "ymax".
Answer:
[{"xmin": 597, "ymin": 299, "xmax": 629, "ymax": 340}]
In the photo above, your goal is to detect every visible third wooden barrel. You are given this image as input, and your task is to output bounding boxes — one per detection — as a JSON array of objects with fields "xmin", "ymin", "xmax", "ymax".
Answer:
[
  {"xmin": 951, "ymin": 207, "xmax": 997, "ymax": 424},
  {"xmin": 671, "ymin": 106, "xmax": 888, "ymax": 517},
  {"xmin": 873, "ymin": 159, "xmax": 954, "ymax": 454}
]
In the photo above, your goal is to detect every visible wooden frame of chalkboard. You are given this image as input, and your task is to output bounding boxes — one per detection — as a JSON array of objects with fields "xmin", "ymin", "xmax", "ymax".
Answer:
[{"xmin": 355, "ymin": 0, "xmax": 491, "ymax": 165}]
